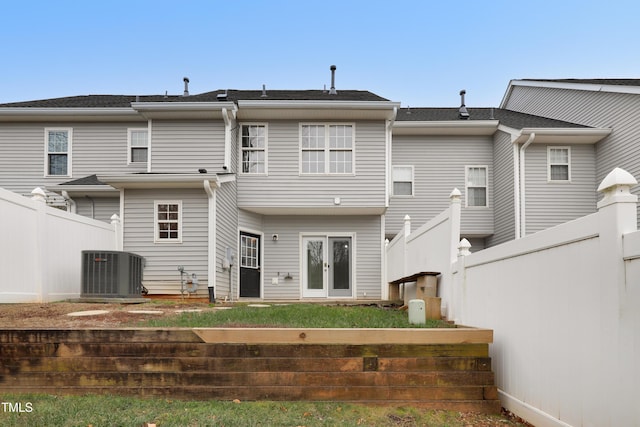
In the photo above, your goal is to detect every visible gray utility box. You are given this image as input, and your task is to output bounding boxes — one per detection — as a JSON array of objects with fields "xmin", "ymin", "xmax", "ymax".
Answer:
[{"xmin": 81, "ymin": 251, "xmax": 144, "ymax": 298}]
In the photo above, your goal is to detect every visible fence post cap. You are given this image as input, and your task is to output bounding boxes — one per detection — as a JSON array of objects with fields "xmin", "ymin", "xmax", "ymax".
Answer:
[
  {"xmin": 449, "ymin": 188, "xmax": 462, "ymax": 199},
  {"xmin": 597, "ymin": 167, "xmax": 637, "ymax": 193},
  {"xmin": 31, "ymin": 187, "xmax": 47, "ymax": 202}
]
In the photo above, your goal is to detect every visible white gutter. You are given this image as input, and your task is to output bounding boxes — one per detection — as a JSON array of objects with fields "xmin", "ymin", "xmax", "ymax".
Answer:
[
  {"xmin": 518, "ymin": 132, "xmax": 536, "ymax": 238},
  {"xmin": 203, "ymin": 179, "xmax": 220, "ymax": 301},
  {"xmin": 61, "ymin": 191, "xmax": 76, "ymax": 214},
  {"xmin": 237, "ymin": 100, "xmax": 401, "ymax": 111}
]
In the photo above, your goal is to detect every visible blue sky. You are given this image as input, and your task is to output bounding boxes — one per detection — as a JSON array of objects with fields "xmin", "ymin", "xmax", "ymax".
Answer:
[{"xmin": 2, "ymin": 0, "xmax": 639, "ymax": 107}]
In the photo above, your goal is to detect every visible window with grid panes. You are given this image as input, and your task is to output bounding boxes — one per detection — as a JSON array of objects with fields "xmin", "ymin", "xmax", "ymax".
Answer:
[
  {"xmin": 301, "ymin": 124, "xmax": 353, "ymax": 174},
  {"xmin": 466, "ymin": 166, "xmax": 488, "ymax": 207},
  {"xmin": 156, "ymin": 202, "xmax": 181, "ymax": 242}
]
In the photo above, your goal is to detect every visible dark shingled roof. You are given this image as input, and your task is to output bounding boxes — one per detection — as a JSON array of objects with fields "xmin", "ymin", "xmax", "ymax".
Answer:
[
  {"xmin": 396, "ymin": 108, "xmax": 588, "ymax": 129},
  {"xmin": 60, "ymin": 174, "xmax": 107, "ymax": 186},
  {"xmin": 0, "ymin": 90, "xmax": 389, "ymax": 108},
  {"xmin": 522, "ymin": 79, "xmax": 640, "ymax": 87}
]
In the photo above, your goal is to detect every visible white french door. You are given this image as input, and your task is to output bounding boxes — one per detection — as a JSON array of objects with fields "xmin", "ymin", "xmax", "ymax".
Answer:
[{"xmin": 302, "ymin": 235, "xmax": 353, "ymax": 298}]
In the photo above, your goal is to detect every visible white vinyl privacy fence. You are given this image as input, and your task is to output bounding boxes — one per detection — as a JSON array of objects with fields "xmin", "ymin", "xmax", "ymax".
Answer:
[
  {"xmin": 387, "ymin": 168, "xmax": 640, "ymax": 427},
  {"xmin": 0, "ymin": 187, "xmax": 118, "ymax": 303}
]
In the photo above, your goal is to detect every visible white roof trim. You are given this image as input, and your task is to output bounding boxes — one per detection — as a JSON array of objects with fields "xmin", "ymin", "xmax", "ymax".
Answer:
[
  {"xmin": 393, "ymin": 120, "xmax": 499, "ymax": 136},
  {"xmin": 98, "ymin": 173, "xmax": 235, "ymax": 189},
  {"xmin": 131, "ymin": 102, "xmax": 236, "ymax": 111},
  {"xmin": 501, "ymin": 79, "xmax": 640, "ymax": 108},
  {"xmin": 500, "ymin": 126, "xmax": 612, "ymax": 144},
  {"xmin": 237, "ymin": 100, "xmax": 400, "ymax": 110}
]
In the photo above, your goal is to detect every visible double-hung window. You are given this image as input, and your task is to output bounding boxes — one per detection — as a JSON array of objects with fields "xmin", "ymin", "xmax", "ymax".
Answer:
[
  {"xmin": 128, "ymin": 129, "xmax": 149, "ymax": 164},
  {"xmin": 241, "ymin": 124, "xmax": 267, "ymax": 174},
  {"xmin": 155, "ymin": 201, "xmax": 182, "ymax": 243},
  {"xmin": 45, "ymin": 128, "xmax": 72, "ymax": 176},
  {"xmin": 466, "ymin": 166, "xmax": 488, "ymax": 207},
  {"xmin": 548, "ymin": 147, "xmax": 570, "ymax": 181},
  {"xmin": 392, "ymin": 166, "xmax": 414, "ymax": 196},
  {"xmin": 301, "ymin": 124, "xmax": 354, "ymax": 174}
]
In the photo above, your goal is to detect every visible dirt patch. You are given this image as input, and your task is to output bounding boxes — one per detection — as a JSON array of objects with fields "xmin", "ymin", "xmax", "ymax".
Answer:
[{"xmin": 0, "ymin": 301, "xmax": 212, "ymax": 328}]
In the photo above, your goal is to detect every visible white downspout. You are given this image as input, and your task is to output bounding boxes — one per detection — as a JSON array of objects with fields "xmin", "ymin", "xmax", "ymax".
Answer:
[
  {"xmin": 61, "ymin": 190, "xmax": 76, "ymax": 213},
  {"xmin": 519, "ymin": 132, "xmax": 536, "ymax": 238},
  {"xmin": 512, "ymin": 143, "xmax": 521, "ymax": 239},
  {"xmin": 222, "ymin": 107, "xmax": 236, "ymax": 171},
  {"xmin": 204, "ymin": 179, "xmax": 218, "ymax": 301}
]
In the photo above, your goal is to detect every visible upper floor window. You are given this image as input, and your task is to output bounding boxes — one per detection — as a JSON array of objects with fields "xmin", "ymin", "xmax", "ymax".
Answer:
[
  {"xmin": 128, "ymin": 129, "xmax": 148, "ymax": 164},
  {"xmin": 548, "ymin": 147, "xmax": 570, "ymax": 181},
  {"xmin": 241, "ymin": 124, "xmax": 267, "ymax": 174},
  {"xmin": 45, "ymin": 128, "xmax": 72, "ymax": 176},
  {"xmin": 392, "ymin": 165, "xmax": 414, "ymax": 196},
  {"xmin": 301, "ymin": 124, "xmax": 354, "ymax": 174},
  {"xmin": 466, "ymin": 166, "xmax": 488, "ymax": 207},
  {"xmin": 155, "ymin": 201, "xmax": 182, "ymax": 243}
]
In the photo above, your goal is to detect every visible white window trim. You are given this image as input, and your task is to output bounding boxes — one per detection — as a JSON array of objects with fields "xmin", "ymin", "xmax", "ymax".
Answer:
[
  {"xmin": 465, "ymin": 165, "xmax": 489, "ymax": 208},
  {"xmin": 239, "ymin": 123, "xmax": 268, "ymax": 175},
  {"xmin": 127, "ymin": 128, "xmax": 149, "ymax": 166},
  {"xmin": 44, "ymin": 128, "xmax": 72, "ymax": 177},
  {"xmin": 154, "ymin": 200, "xmax": 183, "ymax": 243},
  {"xmin": 547, "ymin": 146, "xmax": 572, "ymax": 182},
  {"xmin": 391, "ymin": 165, "xmax": 414, "ymax": 197},
  {"xmin": 299, "ymin": 123, "xmax": 356, "ymax": 176}
]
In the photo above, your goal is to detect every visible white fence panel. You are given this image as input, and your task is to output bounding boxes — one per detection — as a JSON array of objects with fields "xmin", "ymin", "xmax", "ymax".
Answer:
[
  {"xmin": 0, "ymin": 187, "xmax": 116, "ymax": 303},
  {"xmin": 451, "ymin": 168, "xmax": 640, "ymax": 427}
]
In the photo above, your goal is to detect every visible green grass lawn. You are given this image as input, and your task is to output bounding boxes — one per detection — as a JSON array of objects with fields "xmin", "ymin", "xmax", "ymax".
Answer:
[
  {"xmin": 134, "ymin": 303, "xmax": 453, "ymax": 329},
  {"xmin": 0, "ymin": 394, "xmax": 527, "ymax": 426}
]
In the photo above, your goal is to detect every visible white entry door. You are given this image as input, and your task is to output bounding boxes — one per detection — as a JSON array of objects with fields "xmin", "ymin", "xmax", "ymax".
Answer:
[{"xmin": 302, "ymin": 235, "xmax": 352, "ymax": 298}]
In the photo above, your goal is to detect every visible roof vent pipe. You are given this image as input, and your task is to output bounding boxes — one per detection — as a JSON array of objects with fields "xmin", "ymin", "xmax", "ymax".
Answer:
[
  {"xmin": 329, "ymin": 65, "xmax": 337, "ymax": 95},
  {"xmin": 183, "ymin": 77, "xmax": 190, "ymax": 96},
  {"xmin": 261, "ymin": 84, "xmax": 267, "ymax": 97},
  {"xmin": 458, "ymin": 89, "xmax": 469, "ymax": 119}
]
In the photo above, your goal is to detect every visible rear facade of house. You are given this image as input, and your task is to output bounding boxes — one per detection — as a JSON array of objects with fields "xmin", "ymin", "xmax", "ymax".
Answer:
[{"xmin": 1, "ymin": 75, "xmax": 632, "ymax": 300}]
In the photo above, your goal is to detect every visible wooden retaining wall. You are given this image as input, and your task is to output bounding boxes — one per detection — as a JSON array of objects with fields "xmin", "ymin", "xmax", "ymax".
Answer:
[{"xmin": 0, "ymin": 328, "xmax": 500, "ymax": 413}]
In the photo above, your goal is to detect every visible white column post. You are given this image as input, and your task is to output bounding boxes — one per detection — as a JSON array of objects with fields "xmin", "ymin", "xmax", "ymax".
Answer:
[
  {"xmin": 403, "ymin": 215, "xmax": 411, "ymax": 278},
  {"xmin": 596, "ymin": 168, "xmax": 638, "ymax": 425},
  {"xmin": 110, "ymin": 214, "xmax": 123, "ymax": 251},
  {"xmin": 31, "ymin": 187, "xmax": 47, "ymax": 302},
  {"xmin": 449, "ymin": 188, "xmax": 462, "ymax": 264},
  {"xmin": 450, "ymin": 238, "xmax": 471, "ymax": 324}
]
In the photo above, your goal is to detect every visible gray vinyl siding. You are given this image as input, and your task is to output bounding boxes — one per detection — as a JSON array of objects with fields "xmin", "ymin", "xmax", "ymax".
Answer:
[
  {"xmin": 486, "ymin": 131, "xmax": 516, "ymax": 246},
  {"xmin": 75, "ymin": 197, "xmax": 120, "ymax": 223},
  {"xmin": 123, "ymin": 188, "xmax": 209, "ymax": 294},
  {"xmin": 236, "ymin": 121, "xmax": 386, "ymax": 210},
  {"xmin": 259, "ymin": 215, "xmax": 383, "ymax": 300},
  {"xmin": 238, "ymin": 208, "xmax": 263, "ymax": 231},
  {"xmin": 386, "ymin": 135, "xmax": 494, "ymax": 238},
  {"xmin": 505, "ymin": 84, "xmax": 640, "ymax": 225},
  {"xmin": 522, "ymin": 143, "xmax": 596, "ymax": 235},
  {"xmin": 0, "ymin": 122, "xmax": 146, "ymax": 198},
  {"xmin": 215, "ymin": 180, "xmax": 238, "ymax": 300},
  {"xmin": 151, "ymin": 120, "xmax": 226, "ymax": 173}
]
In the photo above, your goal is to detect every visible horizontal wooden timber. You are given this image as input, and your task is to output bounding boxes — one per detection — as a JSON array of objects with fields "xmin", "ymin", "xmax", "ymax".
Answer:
[
  {"xmin": 193, "ymin": 327, "xmax": 493, "ymax": 345},
  {"xmin": 0, "ymin": 356, "xmax": 492, "ymax": 374},
  {"xmin": 0, "ymin": 342, "xmax": 489, "ymax": 358}
]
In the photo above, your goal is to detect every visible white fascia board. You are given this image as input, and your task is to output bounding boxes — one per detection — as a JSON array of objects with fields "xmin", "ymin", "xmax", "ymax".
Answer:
[
  {"xmin": 239, "ymin": 205, "xmax": 387, "ymax": 215},
  {"xmin": 512, "ymin": 127, "xmax": 612, "ymax": 144},
  {"xmin": 508, "ymin": 80, "xmax": 640, "ymax": 96},
  {"xmin": 47, "ymin": 185, "xmax": 119, "ymax": 196},
  {"xmin": 237, "ymin": 100, "xmax": 400, "ymax": 110},
  {"xmin": 98, "ymin": 173, "xmax": 223, "ymax": 189},
  {"xmin": 131, "ymin": 102, "xmax": 236, "ymax": 111},
  {"xmin": 393, "ymin": 120, "xmax": 499, "ymax": 136}
]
